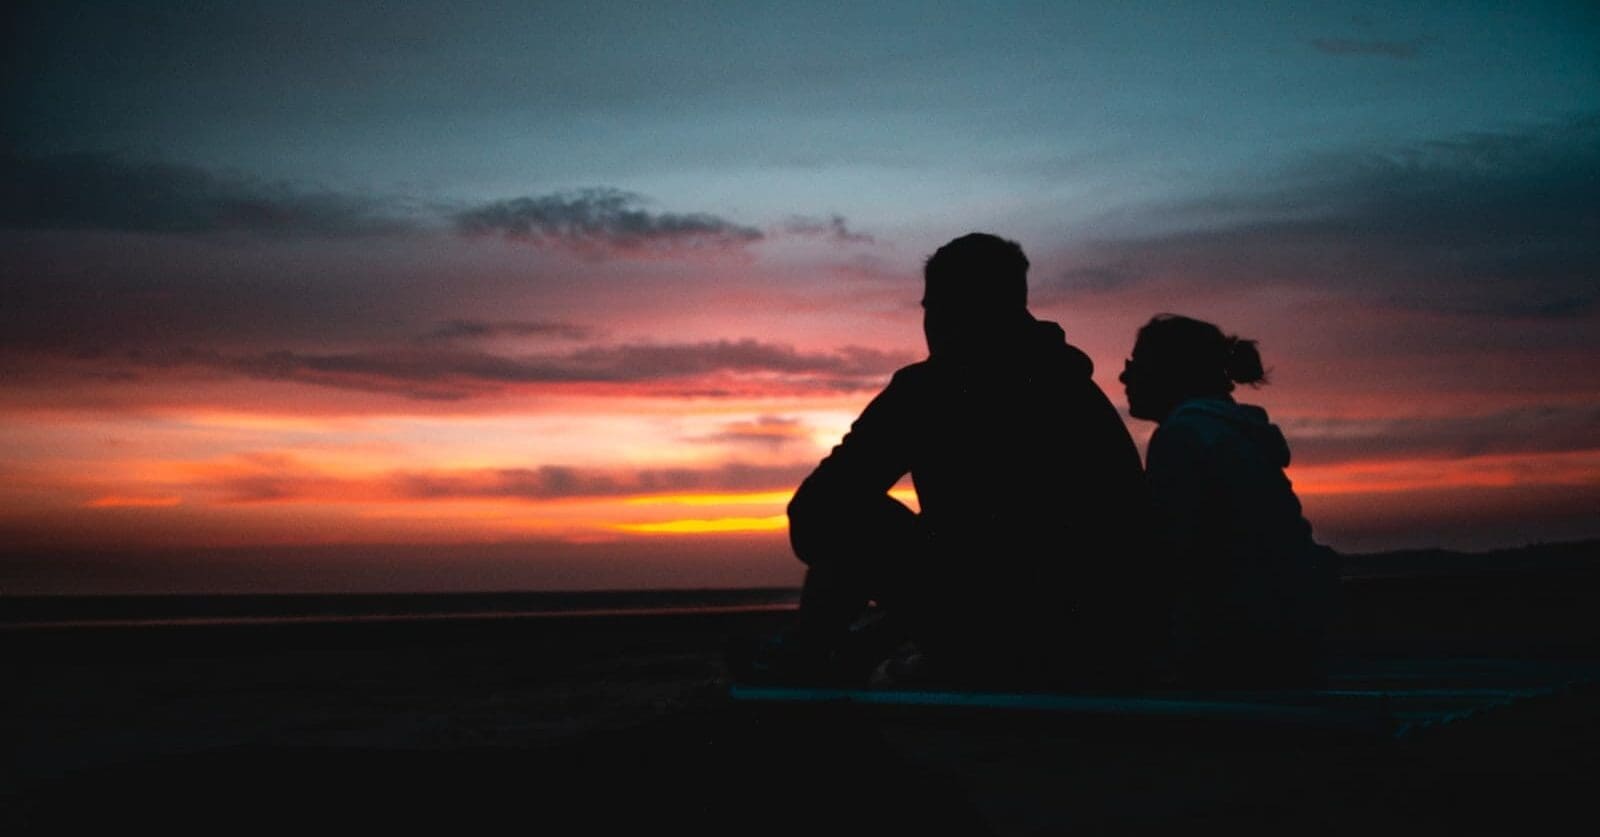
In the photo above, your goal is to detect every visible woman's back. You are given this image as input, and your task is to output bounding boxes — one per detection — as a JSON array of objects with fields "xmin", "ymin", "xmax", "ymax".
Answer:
[
  {"xmin": 1148, "ymin": 397, "xmax": 1313, "ymax": 571},
  {"xmin": 1122, "ymin": 316, "xmax": 1339, "ymax": 687}
]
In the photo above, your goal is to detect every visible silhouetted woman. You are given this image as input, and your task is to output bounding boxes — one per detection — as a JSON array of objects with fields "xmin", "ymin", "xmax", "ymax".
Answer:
[{"xmin": 1120, "ymin": 315, "xmax": 1339, "ymax": 687}]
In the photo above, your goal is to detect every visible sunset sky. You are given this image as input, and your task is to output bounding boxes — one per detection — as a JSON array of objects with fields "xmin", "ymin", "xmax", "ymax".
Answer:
[{"xmin": 3, "ymin": 1, "xmax": 1597, "ymax": 594}]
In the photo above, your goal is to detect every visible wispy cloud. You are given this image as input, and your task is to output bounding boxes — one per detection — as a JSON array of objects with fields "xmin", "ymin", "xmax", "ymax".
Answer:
[
  {"xmin": 1309, "ymin": 37, "xmax": 1423, "ymax": 59},
  {"xmin": 453, "ymin": 188, "xmax": 763, "ymax": 255},
  {"xmin": 1052, "ymin": 264, "xmax": 1139, "ymax": 294},
  {"xmin": 780, "ymin": 214, "xmax": 875, "ymax": 244},
  {"xmin": 0, "ymin": 151, "xmax": 415, "ymax": 236},
  {"xmin": 694, "ymin": 415, "xmax": 811, "ymax": 449},
  {"xmin": 418, "ymin": 319, "xmax": 594, "ymax": 342}
]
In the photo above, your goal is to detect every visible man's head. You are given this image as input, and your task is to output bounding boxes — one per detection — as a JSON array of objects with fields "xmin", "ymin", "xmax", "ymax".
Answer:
[{"xmin": 921, "ymin": 233, "xmax": 1032, "ymax": 358}]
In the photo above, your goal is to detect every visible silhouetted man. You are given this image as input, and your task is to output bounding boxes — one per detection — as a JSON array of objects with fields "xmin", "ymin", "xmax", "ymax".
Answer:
[{"xmin": 774, "ymin": 233, "xmax": 1156, "ymax": 687}]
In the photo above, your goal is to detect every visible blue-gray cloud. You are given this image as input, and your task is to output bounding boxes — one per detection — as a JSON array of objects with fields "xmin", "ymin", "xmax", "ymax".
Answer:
[
  {"xmin": 1053, "ymin": 264, "xmax": 1139, "ymax": 294},
  {"xmin": 1049, "ymin": 115, "xmax": 1600, "ymax": 319},
  {"xmin": 419, "ymin": 319, "xmax": 594, "ymax": 342},
  {"xmin": 781, "ymin": 214, "xmax": 875, "ymax": 244},
  {"xmin": 0, "ymin": 150, "xmax": 414, "ymax": 236},
  {"xmin": 453, "ymin": 189, "xmax": 764, "ymax": 253}
]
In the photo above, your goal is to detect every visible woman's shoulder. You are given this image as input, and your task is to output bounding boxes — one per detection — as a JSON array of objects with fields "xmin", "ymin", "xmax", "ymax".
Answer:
[
  {"xmin": 1159, "ymin": 397, "xmax": 1291, "ymax": 468},
  {"xmin": 1155, "ymin": 398, "xmax": 1239, "ymax": 442}
]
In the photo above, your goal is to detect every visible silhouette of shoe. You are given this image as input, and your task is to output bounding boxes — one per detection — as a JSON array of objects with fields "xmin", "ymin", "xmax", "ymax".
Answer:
[{"xmin": 866, "ymin": 643, "xmax": 941, "ymax": 689}]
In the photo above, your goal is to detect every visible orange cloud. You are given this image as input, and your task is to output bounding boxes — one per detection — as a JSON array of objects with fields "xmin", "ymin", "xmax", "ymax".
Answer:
[
  {"xmin": 1290, "ymin": 450, "xmax": 1600, "ymax": 496},
  {"xmin": 84, "ymin": 495, "xmax": 183, "ymax": 508}
]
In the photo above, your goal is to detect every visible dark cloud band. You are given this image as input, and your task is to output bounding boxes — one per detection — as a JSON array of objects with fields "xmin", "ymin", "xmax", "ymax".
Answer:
[
  {"xmin": 454, "ymin": 188, "xmax": 763, "ymax": 253},
  {"xmin": 1050, "ymin": 116, "xmax": 1600, "ymax": 320},
  {"xmin": 1285, "ymin": 406, "xmax": 1600, "ymax": 466},
  {"xmin": 419, "ymin": 319, "xmax": 594, "ymax": 342},
  {"xmin": 1309, "ymin": 37, "xmax": 1422, "ymax": 59},
  {"xmin": 207, "ymin": 458, "xmax": 813, "ymax": 503},
  {"xmin": 0, "ymin": 151, "xmax": 413, "ymax": 236},
  {"xmin": 5, "ymin": 338, "xmax": 913, "ymax": 402}
]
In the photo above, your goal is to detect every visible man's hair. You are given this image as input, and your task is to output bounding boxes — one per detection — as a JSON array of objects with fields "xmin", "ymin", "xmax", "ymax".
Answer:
[{"xmin": 923, "ymin": 232, "xmax": 1029, "ymax": 310}]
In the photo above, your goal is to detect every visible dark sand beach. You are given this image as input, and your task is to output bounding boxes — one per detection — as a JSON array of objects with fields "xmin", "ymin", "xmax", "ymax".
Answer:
[{"xmin": 7, "ymin": 542, "xmax": 1600, "ymax": 835}]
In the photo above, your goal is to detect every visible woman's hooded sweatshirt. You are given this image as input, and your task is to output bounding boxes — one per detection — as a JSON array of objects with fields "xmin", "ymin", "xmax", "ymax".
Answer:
[{"xmin": 1145, "ymin": 397, "xmax": 1337, "ymax": 643}]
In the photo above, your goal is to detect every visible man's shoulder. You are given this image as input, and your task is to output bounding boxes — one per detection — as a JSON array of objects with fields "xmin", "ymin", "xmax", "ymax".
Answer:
[
  {"xmin": 862, "ymin": 359, "xmax": 935, "ymax": 408},
  {"xmin": 887, "ymin": 358, "xmax": 935, "ymax": 384}
]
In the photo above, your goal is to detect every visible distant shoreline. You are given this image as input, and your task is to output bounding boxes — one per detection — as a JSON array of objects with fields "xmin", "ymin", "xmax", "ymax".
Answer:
[
  {"xmin": 0, "ymin": 586, "xmax": 802, "ymax": 629},
  {"xmin": 0, "ymin": 602, "xmax": 800, "ymax": 632},
  {"xmin": 1335, "ymin": 537, "xmax": 1600, "ymax": 579},
  {"xmin": 3, "ymin": 538, "xmax": 1595, "ymax": 630}
]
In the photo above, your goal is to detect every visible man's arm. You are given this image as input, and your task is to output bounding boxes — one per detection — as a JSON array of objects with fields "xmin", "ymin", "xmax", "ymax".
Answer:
[{"xmin": 786, "ymin": 368, "xmax": 918, "ymax": 565}]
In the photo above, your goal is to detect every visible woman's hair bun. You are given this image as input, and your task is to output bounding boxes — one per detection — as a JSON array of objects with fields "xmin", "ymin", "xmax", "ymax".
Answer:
[
  {"xmin": 1224, "ymin": 336, "xmax": 1267, "ymax": 385},
  {"xmin": 1134, "ymin": 314, "xmax": 1271, "ymax": 394}
]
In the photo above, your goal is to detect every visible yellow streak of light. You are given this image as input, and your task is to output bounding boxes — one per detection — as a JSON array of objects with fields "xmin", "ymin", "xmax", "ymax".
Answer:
[
  {"xmin": 622, "ymin": 486, "xmax": 918, "ymax": 510},
  {"xmin": 614, "ymin": 515, "xmax": 789, "ymax": 535},
  {"xmin": 625, "ymin": 491, "xmax": 793, "ymax": 507}
]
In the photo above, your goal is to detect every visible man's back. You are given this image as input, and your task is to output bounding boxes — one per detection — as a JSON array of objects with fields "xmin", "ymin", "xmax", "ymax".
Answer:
[
  {"xmin": 789, "ymin": 318, "xmax": 1152, "ymax": 678},
  {"xmin": 768, "ymin": 232, "xmax": 1159, "ymax": 687}
]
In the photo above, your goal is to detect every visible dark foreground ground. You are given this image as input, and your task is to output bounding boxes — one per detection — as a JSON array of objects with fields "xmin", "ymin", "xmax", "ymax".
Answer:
[{"xmin": 6, "ymin": 552, "xmax": 1600, "ymax": 835}]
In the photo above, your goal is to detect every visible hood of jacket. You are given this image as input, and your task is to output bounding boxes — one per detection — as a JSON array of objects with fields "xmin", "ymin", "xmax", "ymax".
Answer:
[
  {"xmin": 1167, "ymin": 396, "xmax": 1292, "ymax": 468},
  {"xmin": 1028, "ymin": 318, "xmax": 1095, "ymax": 379},
  {"xmin": 931, "ymin": 316, "xmax": 1094, "ymax": 376}
]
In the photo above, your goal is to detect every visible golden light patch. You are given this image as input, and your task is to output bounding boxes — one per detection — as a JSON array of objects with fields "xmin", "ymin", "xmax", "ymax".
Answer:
[{"xmin": 888, "ymin": 487, "xmax": 918, "ymax": 509}]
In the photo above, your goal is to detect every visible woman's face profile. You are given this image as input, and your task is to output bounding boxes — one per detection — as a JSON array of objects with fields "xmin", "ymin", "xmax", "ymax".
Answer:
[{"xmin": 1120, "ymin": 345, "xmax": 1172, "ymax": 423}]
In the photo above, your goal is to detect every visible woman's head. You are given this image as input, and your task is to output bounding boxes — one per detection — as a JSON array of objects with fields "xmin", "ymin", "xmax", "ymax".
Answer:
[{"xmin": 1120, "ymin": 314, "xmax": 1267, "ymax": 422}]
